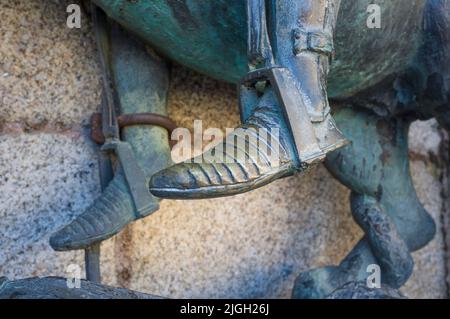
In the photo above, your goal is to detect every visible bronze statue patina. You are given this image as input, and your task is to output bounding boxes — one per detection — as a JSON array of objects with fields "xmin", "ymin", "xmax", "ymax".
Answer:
[
  {"xmin": 2, "ymin": 0, "xmax": 449, "ymax": 299},
  {"xmin": 148, "ymin": 0, "xmax": 349, "ymax": 200}
]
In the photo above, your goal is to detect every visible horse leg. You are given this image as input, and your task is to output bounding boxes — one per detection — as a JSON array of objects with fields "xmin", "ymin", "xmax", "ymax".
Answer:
[
  {"xmin": 292, "ymin": 107, "xmax": 436, "ymax": 298},
  {"xmin": 50, "ymin": 12, "xmax": 171, "ymax": 251},
  {"xmin": 420, "ymin": 0, "xmax": 450, "ymax": 132},
  {"xmin": 298, "ymin": 0, "xmax": 450, "ymax": 298}
]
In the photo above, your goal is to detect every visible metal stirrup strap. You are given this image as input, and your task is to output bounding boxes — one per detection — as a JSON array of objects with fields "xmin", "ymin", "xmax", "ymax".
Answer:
[
  {"xmin": 293, "ymin": 28, "xmax": 335, "ymax": 59},
  {"xmin": 247, "ymin": 0, "xmax": 274, "ymax": 68}
]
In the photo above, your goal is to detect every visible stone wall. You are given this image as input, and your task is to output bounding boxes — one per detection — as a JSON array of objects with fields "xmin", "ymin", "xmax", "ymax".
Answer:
[{"xmin": 0, "ymin": 0, "xmax": 449, "ymax": 298}]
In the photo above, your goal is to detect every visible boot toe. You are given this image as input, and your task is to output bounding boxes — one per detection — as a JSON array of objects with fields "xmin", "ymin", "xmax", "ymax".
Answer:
[
  {"xmin": 49, "ymin": 224, "xmax": 81, "ymax": 251},
  {"xmin": 150, "ymin": 164, "xmax": 198, "ymax": 190},
  {"xmin": 149, "ymin": 163, "xmax": 211, "ymax": 198}
]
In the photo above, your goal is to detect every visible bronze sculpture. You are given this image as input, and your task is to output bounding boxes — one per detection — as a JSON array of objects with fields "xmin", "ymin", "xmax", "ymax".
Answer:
[{"xmin": 1, "ymin": 0, "xmax": 449, "ymax": 299}]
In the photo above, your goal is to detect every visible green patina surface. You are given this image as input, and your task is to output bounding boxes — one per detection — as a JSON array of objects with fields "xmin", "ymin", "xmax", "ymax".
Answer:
[{"xmin": 92, "ymin": 0, "xmax": 426, "ymax": 98}]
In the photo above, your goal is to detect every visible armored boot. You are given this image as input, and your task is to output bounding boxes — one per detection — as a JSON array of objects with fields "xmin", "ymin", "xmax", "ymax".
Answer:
[
  {"xmin": 150, "ymin": 0, "xmax": 348, "ymax": 199},
  {"xmin": 50, "ymin": 10, "xmax": 172, "ymax": 251}
]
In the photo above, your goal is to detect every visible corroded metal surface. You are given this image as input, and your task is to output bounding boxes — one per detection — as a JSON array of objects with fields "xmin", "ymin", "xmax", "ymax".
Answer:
[
  {"xmin": 50, "ymin": 11, "xmax": 172, "ymax": 251},
  {"xmin": 51, "ymin": 0, "xmax": 450, "ymax": 299},
  {"xmin": 327, "ymin": 282, "xmax": 405, "ymax": 299},
  {"xmin": 2, "ymin": 0, "xmax": 449, "ymax": 300},
  {"xmin": 0, "ymin": 277, "xmax": 159, "ymax": 299},
  {"xmin": 91, "ymin": 0, "xmax": 426, "ymax": 98}
]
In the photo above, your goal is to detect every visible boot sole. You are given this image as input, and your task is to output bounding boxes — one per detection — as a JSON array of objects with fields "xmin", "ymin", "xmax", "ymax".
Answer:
[{"xmin": 150, "ymin": 164, "xmax": 295, "ymax": 200}]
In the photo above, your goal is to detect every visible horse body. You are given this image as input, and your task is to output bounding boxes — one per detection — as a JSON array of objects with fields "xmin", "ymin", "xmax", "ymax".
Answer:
[{"xmin": 92, "ymin": 0, "xmax": 427, "ymax": 98}]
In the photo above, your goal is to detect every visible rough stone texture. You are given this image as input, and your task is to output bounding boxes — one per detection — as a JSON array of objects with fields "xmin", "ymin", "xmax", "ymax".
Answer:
[
  {"xmin": 403, "ymin": 121, "xmax": 449, "ymax": 299},
  {"xmin": 0, "ymin": 0, "xmax": 448, "ymax": 299},
  {"xmin": 0, "ymin": 0, "xmax": 101, "ymax": 131},
  {"xmin": 0, "ymin": 133, "xmax": 97, "ymax": 278},
  {"xmin": 408, "ymin": 120, "xmax": 443, "ymax": 158},
  {"xmin": 402, "ymin": 159, "xmax": 448, "ymax": 298},
  {"xmin": 442, "ymin": 130, "xmax": 450, "ymax": 296}
]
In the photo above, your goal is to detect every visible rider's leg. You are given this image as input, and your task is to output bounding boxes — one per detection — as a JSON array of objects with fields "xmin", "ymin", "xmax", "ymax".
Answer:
[
  {"xmin": 50, "ymin": 23, "xmax": 171, "ymax": 251},
  {"xmin": 150, "ymin": 0, "xmax": 347, "ymax": 199}
]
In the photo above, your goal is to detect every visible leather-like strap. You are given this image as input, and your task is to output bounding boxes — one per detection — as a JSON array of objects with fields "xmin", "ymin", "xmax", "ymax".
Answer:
[
  {"xmin": 293, "ymin": 28, "xmax": 335, "ymax": 58},
  {"xmin": 247, "ymin": 0, "xmax": 274, "ymax": 68},
  {"xmin": 92, "ymin": 5, "xmax": 120, "ymax": 141}
]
